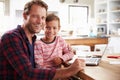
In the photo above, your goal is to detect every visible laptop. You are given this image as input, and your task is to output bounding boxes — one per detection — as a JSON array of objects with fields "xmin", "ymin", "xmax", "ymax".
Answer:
[
  {"xmin": 68, "ymin": 44, "xmax": 108, "ymax": 66},
  {"xmin": 85, "ymin": 44, "xmax": 108, "ymax": 66},
  {"xmin": 85, "ymin": 55, "xmax": 102, "ymax": 66}
]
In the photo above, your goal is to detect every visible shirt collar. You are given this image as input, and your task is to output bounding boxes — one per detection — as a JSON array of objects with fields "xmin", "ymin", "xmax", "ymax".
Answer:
[{"xmin": 17, "ymin": 25, "xmax": 37, "ymax": 43}]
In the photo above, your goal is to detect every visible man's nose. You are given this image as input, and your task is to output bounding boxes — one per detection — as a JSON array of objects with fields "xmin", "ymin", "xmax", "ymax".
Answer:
[{"xmin": 37, "ymin": 17, "xmax": 43, "ymax": 24}]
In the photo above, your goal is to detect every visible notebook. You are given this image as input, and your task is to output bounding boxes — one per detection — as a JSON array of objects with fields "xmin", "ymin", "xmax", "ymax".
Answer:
[{"xmin": 85, "ymin": 44, "xmax": 108, "ymax": 66}]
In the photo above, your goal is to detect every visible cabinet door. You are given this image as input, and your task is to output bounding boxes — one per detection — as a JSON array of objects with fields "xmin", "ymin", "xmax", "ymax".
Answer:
[
  {"xmin": 109, "ymin": 0, "xmax": 120, "ymax": 35},
  {"xmin": 95, "ymin": 0, "xmax": 107, "ymax": 36},
  {"xmin": 95, "ymin": 0, "xmax": 120, "ymax": 36}
]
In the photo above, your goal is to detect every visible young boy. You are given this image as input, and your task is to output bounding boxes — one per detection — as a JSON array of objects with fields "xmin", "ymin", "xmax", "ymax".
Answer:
[{"xmin": 34, "ymin": 14, "xmax": 74, "ymax": 69}]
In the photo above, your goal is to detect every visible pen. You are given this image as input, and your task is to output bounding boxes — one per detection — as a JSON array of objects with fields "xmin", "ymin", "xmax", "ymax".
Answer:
[{"xmin": 107, "ymin": 56, "xmax": 120, "ymax": 59}]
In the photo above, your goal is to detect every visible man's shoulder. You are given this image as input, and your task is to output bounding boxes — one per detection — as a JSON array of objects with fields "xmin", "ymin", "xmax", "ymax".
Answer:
[
  {"xmin": 3, "ymin": 30, "xmax": 18, "ymax": 38},
  {"xmin": 1, "ymin": 26, "xmax": 22, "ymax": 40}
]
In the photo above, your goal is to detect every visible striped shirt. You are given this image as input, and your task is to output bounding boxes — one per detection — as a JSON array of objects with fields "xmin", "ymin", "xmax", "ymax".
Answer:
[{"xmin": 34, "ymin": 36, "xmax": 74, "ymax": 68}]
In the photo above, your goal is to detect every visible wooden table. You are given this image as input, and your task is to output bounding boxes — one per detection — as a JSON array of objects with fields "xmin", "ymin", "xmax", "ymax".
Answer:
[
  {"xmin": 65, "ymin": 37, "xmax": 108, "ymax": 51},
  {"xmin": 77, "ymin": 54, "xmax": 120, "ymax": 80}
]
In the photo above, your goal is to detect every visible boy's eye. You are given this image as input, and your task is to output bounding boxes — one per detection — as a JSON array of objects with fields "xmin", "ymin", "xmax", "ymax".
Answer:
[
  {"xmin": 46, "ymin": 26, "xmax": 50, "ymax": 29},
  {"xmin": 53, "ymin": 27, "xmax": 57, "ymax": 30}
]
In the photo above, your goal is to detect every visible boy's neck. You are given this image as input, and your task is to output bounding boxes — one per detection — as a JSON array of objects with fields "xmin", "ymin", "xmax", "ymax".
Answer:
[{"xmin": 41, "ymin": 36, "xmax": 56, "ymax": 43}]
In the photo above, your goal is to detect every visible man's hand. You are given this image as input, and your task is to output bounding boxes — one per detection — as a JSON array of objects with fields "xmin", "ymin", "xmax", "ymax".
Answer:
[
  {"xmin": 53, "ymin": 59, "xmax": 85, "ymax": 79},
  {"xmin": 69, "ymin": 59, "xmax": 85, "ymax": 73}
]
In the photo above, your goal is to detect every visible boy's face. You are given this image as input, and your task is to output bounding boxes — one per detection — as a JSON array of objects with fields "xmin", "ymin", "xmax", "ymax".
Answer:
[{"xmin": 44, "ymin": 20, "xmax": 60, "ymax": 41}]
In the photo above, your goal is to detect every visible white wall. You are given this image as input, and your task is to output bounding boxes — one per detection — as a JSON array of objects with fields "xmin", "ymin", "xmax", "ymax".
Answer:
[
  {"xmin": 0, "ymin": 0, "xmax": 31, "ymax": 34},
  {"xmin": 65, "ymin": 0, "xmax": 94, "ymax": 17},
  {"xmin": 108, "ymin": 37, "xmax": 120, "ymax": 53},
  {"xmin": 0, "ymin": 0, "xmax": 94, "ymax": 33}
]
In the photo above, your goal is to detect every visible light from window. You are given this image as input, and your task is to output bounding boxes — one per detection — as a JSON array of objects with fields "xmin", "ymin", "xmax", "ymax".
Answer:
[
  {"xmin": 0, "ymin": 2, "xmax": 4, "ymax": 16},
  {"xmin": 68, "ymin": 5, "xmax": 89, "ymax": 36},
  {"xmin": 69, "ymin": 5, "xmax": 88, "ymax": 25}
]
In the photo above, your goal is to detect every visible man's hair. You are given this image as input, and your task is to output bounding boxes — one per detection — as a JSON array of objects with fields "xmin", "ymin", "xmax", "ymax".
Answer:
[
  {"xmin": 46, "ymin": 13, "xmax": 61, "ymax": 28},
  {"xmin": 24, "ymin": 0, "xmax": 48, "ymax": 15}
]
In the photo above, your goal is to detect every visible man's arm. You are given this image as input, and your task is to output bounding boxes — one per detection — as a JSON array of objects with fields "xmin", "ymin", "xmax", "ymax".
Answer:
[
  {"xmin": 1, "ymin": 33, "xmax": 55, "ymax": 80},
  {"xmin": 53, "ymin": 59, "xmax": 85, "ymax": 79}
]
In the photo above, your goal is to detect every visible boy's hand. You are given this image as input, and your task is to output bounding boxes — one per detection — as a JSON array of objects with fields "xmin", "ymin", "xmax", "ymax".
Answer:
[{"xmin": 53, "ymin": 57, "xmax": 63, "ymax": 66}]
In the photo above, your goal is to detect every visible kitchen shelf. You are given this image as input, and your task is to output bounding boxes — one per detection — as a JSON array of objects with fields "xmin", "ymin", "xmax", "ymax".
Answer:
[{"xmin": 95, "ymin": 0, "xmax": 120, "ymax": 36}]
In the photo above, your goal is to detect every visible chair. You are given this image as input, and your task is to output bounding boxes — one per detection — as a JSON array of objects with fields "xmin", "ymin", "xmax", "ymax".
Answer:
[
  {"xmin": 71, "ymin": 45, "xmax": 91, "ymax": 57},
  {"xmin": 71, "ymin": 45, "xmax": 91, "ymax": 52}
]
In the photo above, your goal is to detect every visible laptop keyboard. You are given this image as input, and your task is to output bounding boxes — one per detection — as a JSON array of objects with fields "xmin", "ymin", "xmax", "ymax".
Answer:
[{"xmin": 85, "ymin": 58, "xmax": 100, "ymax": 65}]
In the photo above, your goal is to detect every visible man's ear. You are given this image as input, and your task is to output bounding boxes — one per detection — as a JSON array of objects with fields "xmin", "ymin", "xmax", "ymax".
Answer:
[{"xmin": 23, "ymin": 12, "xmax": 27, "ymax": 20}]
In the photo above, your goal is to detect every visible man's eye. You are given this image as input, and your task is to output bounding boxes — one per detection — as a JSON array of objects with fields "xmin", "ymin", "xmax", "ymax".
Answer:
[
  {"xmin": 32, "ymin": 15, "xmax": 37, "ymax": 18},
  {"xmin": 42, "ymin": 17, "xmax": 46, "ymax": 20}
]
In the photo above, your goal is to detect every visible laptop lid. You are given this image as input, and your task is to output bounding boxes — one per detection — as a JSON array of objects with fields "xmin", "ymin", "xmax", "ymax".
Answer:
[{"xmin": 85, "ymin": 43, "xmax": 109, "ymax": 66}]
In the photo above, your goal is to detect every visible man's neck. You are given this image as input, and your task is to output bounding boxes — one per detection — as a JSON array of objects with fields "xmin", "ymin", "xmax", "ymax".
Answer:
[{"xmin": 21, "ymin": 24, "xmax": 34, "ymax": 44}]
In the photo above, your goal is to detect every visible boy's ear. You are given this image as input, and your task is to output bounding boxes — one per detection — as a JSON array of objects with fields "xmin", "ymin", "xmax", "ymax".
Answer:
[
  {"xmin": 42, "ymin": 27, "xmax": 44, "ymax": 30},
  {"xmin": 42, "ymin": 24, "xmax": 46, "ymax": 30},
  {"xmin": 58, "ymin": 26, "xmax": 61, "ymax": 31}
]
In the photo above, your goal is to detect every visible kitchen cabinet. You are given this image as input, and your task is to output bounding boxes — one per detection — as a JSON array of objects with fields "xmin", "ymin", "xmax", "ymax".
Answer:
[{"xmin": 95, "ymin": 0, "xmax": 120, "ymax": 36}]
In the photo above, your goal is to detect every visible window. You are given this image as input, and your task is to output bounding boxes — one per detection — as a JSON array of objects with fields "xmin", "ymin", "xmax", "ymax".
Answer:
[
  {"xmin": 68, "ymin": 5, "xmax": 89, "ymax": 36},
  {"xmin": 0, "ymin": 1, "xmax": 4, "ymax": 15},
  {"xmin": 0, "ymin": 0, "xmax": 10, "ymax": 35},
  {"xmin": 69, "ymin": 5, "xmax": 88, "ymax": 25},
  {"xmin": 0, "ymin": 0, "xmax": 10, "ymax": 16}
]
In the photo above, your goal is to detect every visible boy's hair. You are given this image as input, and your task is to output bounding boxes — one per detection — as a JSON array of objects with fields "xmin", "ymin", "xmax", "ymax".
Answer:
[
  {"xmin": 46, "ymin": 13, "xmax": 61, "ymax": 28},
  {"xmin": 24, "ymin": 0, "xmax": 48, "ymax": 15}
]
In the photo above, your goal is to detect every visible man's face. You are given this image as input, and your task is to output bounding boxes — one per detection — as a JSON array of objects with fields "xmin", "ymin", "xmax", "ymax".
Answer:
[{"xmin": 24, "ymin": 4, "xmax": 47, "ymax": 34}]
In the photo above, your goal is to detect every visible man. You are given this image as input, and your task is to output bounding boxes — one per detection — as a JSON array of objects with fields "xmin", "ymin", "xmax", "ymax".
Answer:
[{"xmin": 0, "ymin": 0, "xmax": 85, "ymax": 80}]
